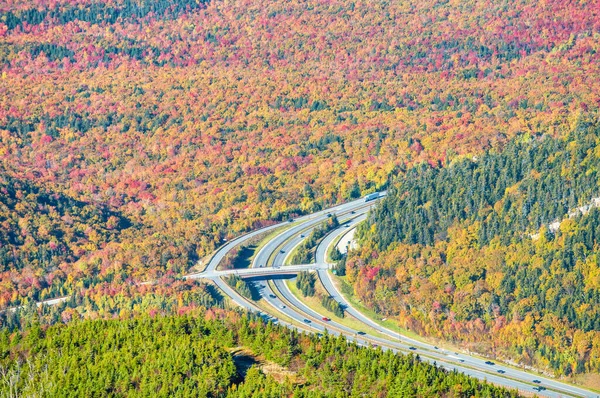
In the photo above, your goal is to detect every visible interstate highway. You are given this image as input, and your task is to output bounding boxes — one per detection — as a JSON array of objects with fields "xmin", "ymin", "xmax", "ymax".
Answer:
[
  {"xmin": 190, "ymin": 195, "xmax": 597, "ymax": 398},
  {"xmin": 20, "ymin": 193, "xmax": 597, "ymax": 397}
]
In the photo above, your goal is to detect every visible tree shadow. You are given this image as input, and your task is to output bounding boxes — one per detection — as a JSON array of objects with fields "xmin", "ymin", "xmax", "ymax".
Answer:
[{"xmin": 230, "ymin": 348, "xmax": 260, "ymax": 382}]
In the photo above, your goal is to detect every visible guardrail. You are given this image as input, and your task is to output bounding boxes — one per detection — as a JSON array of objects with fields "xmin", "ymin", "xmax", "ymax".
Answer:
[{"xmin": 189, "ymin": 264, "xmax": 330, "ymax": 279}]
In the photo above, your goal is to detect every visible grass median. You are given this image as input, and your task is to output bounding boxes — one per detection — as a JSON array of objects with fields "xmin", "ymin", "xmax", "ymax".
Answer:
[
  {"xmin": 281, "ymin": 275, "xmax": 389, "ymax": 340},
  {"xmin": 332, "ymin": 274, "xmax": 425, "ymax": 342},
  {"xmin": 217, "ymin": 223, "xmax": 297, "ymax": 271}
]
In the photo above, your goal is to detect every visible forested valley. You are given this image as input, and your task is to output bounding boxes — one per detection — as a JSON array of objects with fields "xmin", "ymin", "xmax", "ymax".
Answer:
[
  {"xmin": 352, "ymin": 117, "xmax": 600, "ymax": 377},
  {"xmin": 1, "ymin": 0, "xmax": 600, "ymax": 393},
  {"xmin": 1, "ymin": 0, "xmax": 599, "ymax": 312}
]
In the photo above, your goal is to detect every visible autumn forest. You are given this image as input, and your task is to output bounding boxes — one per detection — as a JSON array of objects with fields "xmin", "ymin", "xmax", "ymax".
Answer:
[{"xmin": 1, "ymin": 0, "xmax": 600, "ymax": 394}]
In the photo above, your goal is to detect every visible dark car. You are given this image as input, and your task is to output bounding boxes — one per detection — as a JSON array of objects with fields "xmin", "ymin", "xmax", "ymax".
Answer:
[
  {"xmin": 288, "ymin": 219, "xmax": 294, "ymax": 222},
  {"xmin": 496, "ymin": 370, "xmax": 506, "ymax": 374},
  {"xmin": 303, "ymin": 319, "xmax": 311, "ymax": 324},
  {"xmin": 351, "ymin": 210, "xmax": 356, "ymax": 214},
  {"xmin": 409, "ymin": 347, "xmax": 417, "ymax": 351},
  {"xmin": 269, "ymin": 294, "xmax": 276, "ymax": 299},
  {"xmin": 485, "ymin": 361, "xmax": 495, "ymax": 366},
  {"xmin": 280, "ymin": 249, "xmax": 285, "ymax": 253},
  {"xmin": 532, "ymin": 380, "xmax": 541, "ymax": 384},
  {"xmin": 326, "ymin": 213, "xmax": 332, "ymax": 217},
  {"xmin": 356, "ymin": 331, "xmax": 366, "ymax": 335}
]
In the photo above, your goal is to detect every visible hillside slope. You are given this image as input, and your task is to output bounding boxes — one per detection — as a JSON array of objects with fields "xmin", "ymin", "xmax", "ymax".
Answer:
[
  {"xmin": 351, "ymin": 119, "xmax": 600, "ymax": 378},
  {"xmin": 0, "ymin": 312, "xmax": 519, "ymax": 397},
  {"xmin": 0, "ymin": 0, "xmax": 599, "ymax": 306}
]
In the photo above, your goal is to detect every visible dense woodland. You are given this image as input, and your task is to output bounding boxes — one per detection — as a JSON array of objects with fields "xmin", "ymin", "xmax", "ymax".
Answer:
[
  {"xmin": 0, "ymin": 275, "xmax": 221, "ymax": 331},
  {"xmin": 0, "ymin": 312, "xmax": 519, "ymax": 397},
  {"xmin": 1, "ymin": 0, "xmax": 599, "ymax": 312},
  {"xmin": 0, "ymin": 0, "xmax": 599, "ymax": 390},
  {"xmin": 352, "ymin": 118, "xmax": 600, "ymax": 377}
]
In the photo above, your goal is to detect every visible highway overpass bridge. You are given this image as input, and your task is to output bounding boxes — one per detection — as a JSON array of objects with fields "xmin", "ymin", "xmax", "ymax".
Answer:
[{"xmin": 186, "ymin": 263, "xmax": 329, "ymax": 279}]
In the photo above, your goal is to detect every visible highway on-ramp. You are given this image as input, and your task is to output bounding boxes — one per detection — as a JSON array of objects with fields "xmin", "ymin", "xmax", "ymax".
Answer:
[
  {"xmin": 25, "ymin": 193, "xmax": 598, "ymax": 398},
  {"xmin": 190, "ymin": 195, "xmax": 597, "ymax": 398}
]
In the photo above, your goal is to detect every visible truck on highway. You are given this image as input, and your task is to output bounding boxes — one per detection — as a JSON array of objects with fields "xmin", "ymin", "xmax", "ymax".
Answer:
[{"xmin": 364, "ymin": 192, "xmax": 380, "ymax": 202}]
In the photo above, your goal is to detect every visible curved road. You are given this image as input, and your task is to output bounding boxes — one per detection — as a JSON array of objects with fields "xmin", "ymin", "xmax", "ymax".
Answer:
[
  {"xmin": 191, "ymin": 195, "xmax": 597, "ymax": 398},
  {"xmin": 28, "ymin": 194, "xmax": 598, "ymax": 397}
]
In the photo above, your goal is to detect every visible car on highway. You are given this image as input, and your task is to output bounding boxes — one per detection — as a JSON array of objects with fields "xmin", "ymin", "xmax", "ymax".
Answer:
[
  {"xmin": 300, "ymin": 234, "xmax": 305, "ymax": 238},
  {"xmin": 326, "ymin": 213, "xmax": 332, "ymax": 217},
  {"xmin": 533, "ymin": 386, "xmax": 546, "ymax": 392},
  {"xmin": 351, "ymin": 210, "xmax": 356, "ymax": 214},
  {"xmin": 532, "ymin": 380, "xmax": 541, "ymax": 384},
  {"xmin": 434, "ymin": 346, "xmax": 439, "ymax": 350},
  {"xmin": 485, "ymin": 361, "xmax": 495, "ymax": 366},
  {"xmin": 259, "ymin": 264, "xmax": 263, "ymax": 267},
  {"xmin": 280, "ymin": 249, "xmax": 285, "ymax": 253},
  {"xmin": 344, "ymin": 224, "xmax": 350, "ymax": 227},
  {"xmin": 322, "ymin": 317, "xmax": 330, "ymax": 321},
  {"xmin": 192, "ymin": 202, "xmax": 598, "ymax": 396}
]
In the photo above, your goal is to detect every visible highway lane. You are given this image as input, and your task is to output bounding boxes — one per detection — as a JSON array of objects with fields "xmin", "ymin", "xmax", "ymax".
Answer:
[
  {"xmin": 18, "ymin": 192, "xmax": 598, "ymax": 397},
  {"xmin": 188, "ymin": 198, "xmax": 368, "ymax": 341},
  {"xmin": 251, "ymin": 200, "xmax": 375, "ymax": 323},
  {"xmin": 235, "ymin": 197, "xmax": 597, "ymax": 396},
  {"xmin": 260, "ymin": 213, "xmax": 590, "ymax": 397},
  {"xmin": 190, "ymin": 197, "xmax": 377, "ymax": 345},
  {"xmin": 313, "ymin": 219, "xmax": 597, "ymax": 398},
  {"xmin": 245, "ymin": 197, "xmax": 378, "ymax": 339}
]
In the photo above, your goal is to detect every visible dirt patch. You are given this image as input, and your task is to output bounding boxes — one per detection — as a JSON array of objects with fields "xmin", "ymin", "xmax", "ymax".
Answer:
[{"xmin": 229, "ymin": 347, "xmax": 303, "ymax": 384}]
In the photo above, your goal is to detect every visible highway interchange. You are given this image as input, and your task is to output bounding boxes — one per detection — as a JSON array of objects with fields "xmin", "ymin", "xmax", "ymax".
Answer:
[
  {"xmin": 22, "ymin": 194, "xmax": 597, "ymax": 397},
  {"xmin": 188, "ymin": 195, "xmax": 598, "ymax": 398}
]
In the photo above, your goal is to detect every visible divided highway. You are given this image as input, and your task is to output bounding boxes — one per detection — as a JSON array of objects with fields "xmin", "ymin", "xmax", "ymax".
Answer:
[
  {"xmin": 24, "ymin": 194, "xmax": 597, "ymax": 397},
  {"xmin": 192, "ymin": 195, "xmax": 597, "ymax": 398}
]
